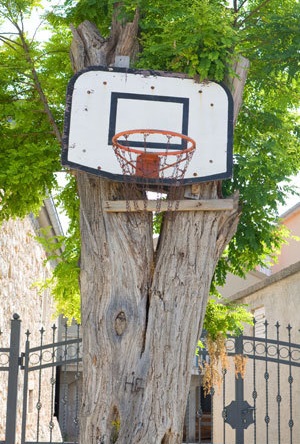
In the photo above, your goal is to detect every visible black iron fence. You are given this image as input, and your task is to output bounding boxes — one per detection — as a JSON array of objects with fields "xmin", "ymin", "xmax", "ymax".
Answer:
[
  {"xmin": 184, "ymin": 321, "xmax": 300, "ymax": 444},
  {"xmin": 222, "ymin": 322, "xmax": 300, "ymax": 444},
  {"xmin": 1, "ymin": 315, "xmax": 300, "ymax": 444},
  {"xmin": 0, "ymin": 314, "xmax": 82, "ymax": 444}
]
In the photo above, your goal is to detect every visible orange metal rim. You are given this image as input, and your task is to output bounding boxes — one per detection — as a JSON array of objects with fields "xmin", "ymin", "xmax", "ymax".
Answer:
[{"xmin": 112, "ymin": 129, "xmax": 196, "ymax": 156}]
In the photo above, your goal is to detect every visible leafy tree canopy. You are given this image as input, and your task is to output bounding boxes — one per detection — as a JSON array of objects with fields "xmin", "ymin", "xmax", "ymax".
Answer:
[{"xmin": 0, "ymin": 0, "xmax": 299, "ymax": 323}]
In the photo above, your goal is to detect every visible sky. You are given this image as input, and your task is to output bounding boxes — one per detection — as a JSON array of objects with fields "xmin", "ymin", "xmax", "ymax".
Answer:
[{"xmin": 277, "ymin": 173, "xmax": 300, "ymax": 214}]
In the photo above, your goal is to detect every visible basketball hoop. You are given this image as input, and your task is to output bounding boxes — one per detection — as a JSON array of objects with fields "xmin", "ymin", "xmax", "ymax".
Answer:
[{"xmin": 112, "ymin": 129, "xmax": 196, "ymax": 182}]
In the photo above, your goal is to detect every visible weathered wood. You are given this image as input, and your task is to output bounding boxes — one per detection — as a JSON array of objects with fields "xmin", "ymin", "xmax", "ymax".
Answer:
[
  {"xmin": 78, "ymin": 177, "xmax": 240, "ymax": 443},
  {"xmin": 70, "ymin": 7, "xmax": 139, "ymax": 72},
  {"xmin": 106, "ymin": 7, "xmax": 140, "ymax": 65},
  {"xmin": 78, "ymin": 175, "xmax": 154, "ymax": 443},
  {"xmin": 104, "ymin": 198, "xmax": 236, "ymax": 212},
  {"xmin": 70, "ymin": 18, "xmax": 244, "ymax": 444},
  {"xmin": 70, "ymin": 21, "xmax": 107, "ymax": 72},
  {"xmin": 225, "ymin": 55, "xmax": 250, "ymax": 125}
]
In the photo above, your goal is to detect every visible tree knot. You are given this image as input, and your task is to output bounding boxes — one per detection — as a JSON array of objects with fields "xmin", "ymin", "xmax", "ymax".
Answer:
[{"xmin": 114, "ymin": 311, "xmax": 127, "ymax": 336}]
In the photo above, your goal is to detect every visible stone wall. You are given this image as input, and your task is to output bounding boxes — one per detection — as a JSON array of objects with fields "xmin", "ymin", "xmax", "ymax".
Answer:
[{"xmin": 0, "ymin": 214, "xmax": 62, "ymax": 442}]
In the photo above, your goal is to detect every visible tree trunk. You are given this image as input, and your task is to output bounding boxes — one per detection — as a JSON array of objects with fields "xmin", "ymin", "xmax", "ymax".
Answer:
[
  {"xmin": 70, "ymin": 19, "xmax": 242, "ymax": 444},
  {"xmin": 78, "ymin": 177, "xmax": 239, "ymax": 444}
]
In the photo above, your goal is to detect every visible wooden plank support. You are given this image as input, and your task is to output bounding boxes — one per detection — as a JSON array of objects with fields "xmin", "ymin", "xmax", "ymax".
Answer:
[{"xmin": 104, "ymin": 199, "xmax": 236, "ymax": 212}]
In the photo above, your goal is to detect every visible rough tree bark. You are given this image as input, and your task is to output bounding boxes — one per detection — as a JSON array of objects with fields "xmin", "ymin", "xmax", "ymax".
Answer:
[{"xmin": 70, "ymin": 18, "xmax": 244, "ymax": 444}]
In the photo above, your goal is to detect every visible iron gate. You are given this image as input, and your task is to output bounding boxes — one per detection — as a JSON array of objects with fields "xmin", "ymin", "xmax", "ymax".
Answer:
[
  {"xmin": 0, "ymin": 314, "xmax": 82, "ymax": 444},
  {"xmin": 185, "ymin": 320, "xmax": 300, "ymax": 444},
  {"xmin": 1, "ymin": 315, "xmax": 300, "ymax": 444}
]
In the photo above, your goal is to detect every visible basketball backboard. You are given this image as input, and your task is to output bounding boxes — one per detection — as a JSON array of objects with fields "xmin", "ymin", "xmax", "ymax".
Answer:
[{"xmin": 62, "ymin": 67, "xmax": 233, "ymax": 185}]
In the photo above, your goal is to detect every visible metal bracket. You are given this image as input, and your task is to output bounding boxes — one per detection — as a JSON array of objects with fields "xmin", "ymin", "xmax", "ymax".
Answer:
[
  {"xmin": 184, "ymin": 184, "xmax": 201, "ymax": 199},
  {"xmin": 114, "ymin": 55, "xmax": 130, "ymax": 68},
  {"xmin": 224, "ymin": 400, "xmax": 255, "ymax": 429}
]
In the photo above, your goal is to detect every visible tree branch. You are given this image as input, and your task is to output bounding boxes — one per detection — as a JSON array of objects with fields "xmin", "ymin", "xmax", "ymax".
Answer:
[
  {"xmin": 70, "ymin": 21, "xmax": 107, "ymax": 72},
  {"xmin": 1, "ymin": 10, "xmax": 61, "ymax": 144},
  {"xmin": 225, "ymin": 56, "xmax": 250, "ymax": 126},
  {"xmin": 0, "ymin": 35, "xmax": 22, "ymax": 50},
  {"xmin": 70, "ymin": 10, "xmax": 140, "ymax": 70},
  {"xmin": 238, "ymin": 0, "xmax": 273, "ymax": 27},
  {"xmin": 30, "ymin": 17, "xmax": 48, "ymax": 45},
  {"xmin": 106, "ymin": 6, "xmax": 140, "ymax": 65},
  {"xmin": 11, "ymin": 131, "xmax": 56, "ymax": 137},
  {"xmin": 233, "ymin": 0, "xmax": 249, "ymax": 26},
  {"xmin": 237, "ymin": 0, "xmax": 248, "ymax": 11},
  {"xmin": 16, "ymin": 30, "xmax": 62, "ymax": 145}
]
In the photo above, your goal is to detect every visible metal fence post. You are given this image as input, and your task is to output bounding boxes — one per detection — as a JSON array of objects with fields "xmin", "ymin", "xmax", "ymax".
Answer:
[
  {"xmin": 235, "ymin": 335, "xmax": 245, "ymax": 444},
  {"xmin": 5, "ymin": 313, "xmax": 21, "ymax": 444}
]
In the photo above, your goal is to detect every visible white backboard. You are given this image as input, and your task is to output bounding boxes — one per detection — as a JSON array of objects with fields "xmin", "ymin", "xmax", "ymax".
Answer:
[{"xmin": 62, "ymin": 67, "xmax": 233, "ymax": 185}]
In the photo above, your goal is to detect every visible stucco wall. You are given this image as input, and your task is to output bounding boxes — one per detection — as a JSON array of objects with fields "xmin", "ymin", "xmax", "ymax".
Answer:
[
  {"xmin": 217, "ymin": 201, "xmax": 300, "ymax": 301},
  {"xmin": 229, "ymin": 261, "xmax": 300, "ymax": 331},
  {"xmin": 0, "ymin": 215, "xmax": 62, "ymax": 442},
  {"xmin": 272, "ymin": 203, "xmax": 300, "ymax": 273}
]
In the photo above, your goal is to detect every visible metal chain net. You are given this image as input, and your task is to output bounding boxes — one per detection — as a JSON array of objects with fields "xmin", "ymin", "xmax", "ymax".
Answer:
[{"xmin": 112, "ymin": 130, "xmax": 195, "ymax": 214}]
